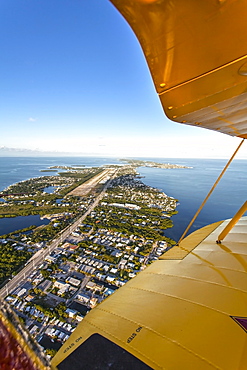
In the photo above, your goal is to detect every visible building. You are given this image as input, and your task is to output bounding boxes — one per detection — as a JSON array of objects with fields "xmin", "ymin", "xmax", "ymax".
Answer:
[
  {"xmin": 54, "ymin": 280, "xmax": 70, "ymax": 295},
  {"xmin": 86, "ymin": 281, "xmax": 104, "ymax": 293},
  {"xmin": 45, "ymin": 255, "xmax": 58, "ymax": 263},
  {"xmin": 76, "ymin": 293, "xmax": 90, "ymax": 304},
  {"xmin": 106, "ymin": 275, "xmax": 115, "ymax": 283},
  {"xmin": 62, "ymin": 242, "xmax": 79, "ymax": 251},
  {"xmin": 65, "ymin": 308, "xmax": 78, "ymax": 318},
  {"xmin": 66, "ymin": 277, "xmax": 81, "ymax": 287}
]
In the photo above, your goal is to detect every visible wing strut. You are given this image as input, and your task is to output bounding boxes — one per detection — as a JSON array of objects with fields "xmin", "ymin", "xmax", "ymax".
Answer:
[
  {"xmin": 177, "ymin": 138, "xmax": 245, "ymax": 245},
  {"xmin": 216, "ymin": 200, "xmax": 247, "ymax": 243}
]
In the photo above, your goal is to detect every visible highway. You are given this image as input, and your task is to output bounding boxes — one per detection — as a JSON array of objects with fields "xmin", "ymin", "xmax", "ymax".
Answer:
[{"xmin": 0, "ymin": 169, "xmax": 118, "ymax": 299}]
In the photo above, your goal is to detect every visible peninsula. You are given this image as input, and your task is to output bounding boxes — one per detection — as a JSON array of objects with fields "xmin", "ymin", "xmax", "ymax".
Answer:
[
  {"xmin": 120, "ymin": 159, "xmax": 192, "ymax": 169},
  {"xmin": 0, "ymin": 163, "xmax": 178, "ymax": 357}
]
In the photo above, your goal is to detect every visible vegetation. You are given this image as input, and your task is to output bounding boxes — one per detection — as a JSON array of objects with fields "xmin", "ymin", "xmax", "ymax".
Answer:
[
  {"xmin": 0, "ymin": 203, "xmax": 74, "ymax": 218},
  {"xmin": 0, "ymin": 242, "xmax": 32, "ymax": 285},
  {"xmin": 84, "ymin": 205, "xmax": 174, "ymax": 242},
  {"xmin": 45, "ymin": 349, "xmax": 58, "ymax": 357},
  {"xmin": 30, "ymin": 215, "xmax": 76, "ymax": 243},
  {"xmin": 0, "ymin": 168, "xmax": 103, "ymax": 217},
  {"xmin": 40, "ymin": 170, "xmax": 58, "ymax": 172},
  {"xmin": 1, "ymin": 176, "xmax": 68, "ymax": 195}
]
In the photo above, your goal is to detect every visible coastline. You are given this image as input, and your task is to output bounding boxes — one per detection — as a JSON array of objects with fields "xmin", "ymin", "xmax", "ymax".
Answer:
[
  {"xmin": 1, "ymin": 156, "xmax": 246, "ymax": 241},
  {"xmin": 0, "ymin": 156, "xmax": 246, "ymax": 357},
  {"xmin": 0, "ymin": 162, "xmax": 178, "ymax": 247}
]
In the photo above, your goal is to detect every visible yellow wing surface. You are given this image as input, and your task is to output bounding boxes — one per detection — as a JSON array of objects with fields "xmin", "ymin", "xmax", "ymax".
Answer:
[
  {"xmin": 52, "ymin": 217, "xmax": 247, "ymax": 369},
  {"xmin": 51, "ymin": 2, "xmax": 247, "ymax": 369},
  {"xmin": 109, "ymin": 0, "xmax": 247, "ymax": 138}
]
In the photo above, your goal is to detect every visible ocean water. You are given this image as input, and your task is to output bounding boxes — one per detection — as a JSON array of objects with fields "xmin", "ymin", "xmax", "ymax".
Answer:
[
  {"xmin": 0, "ymin": 156, "xmax": 246, "ymax": 240},
  {"xmin": 138, "ymin": 158, "xmax": 247, "ymax": 241},
  {"xmin": 0, "ymin": 156, "xmax": 121, "ymax": 191},
  {"xmin": 0, "ymin": 215, "xmax": 50, "ymax": 236}
]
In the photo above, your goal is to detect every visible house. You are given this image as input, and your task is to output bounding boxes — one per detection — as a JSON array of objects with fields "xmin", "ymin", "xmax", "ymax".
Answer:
[
  {"xmin": 25, "ymin": 295, "xmax": 34, "ymax": 302},
  {"xmin": 65, "ymin": 308, "xmax": 77, "ymax": 318},
  {"xmin": 118, "ymin": 259, "xmax": 127, "ymax": 269},
  {"xmin": 96, "ymin": 273, "xmax": 106, "ymax": 281},
  {"xmin": 58, "ymin": 285, "xmax": 69, "ymax": 296},
  {"xmin": 54, "ymin": 280, "xmax": 70, "ymax": 295},
  {"xmin": 86, "ymin": 281, "xmax": 96, "ymax": 290},
  {"xmin": 17, "ymin": 288, "xmax": 27, "ymax": 297},
  {"xmin": 54, "ymin": 280, "xmax": 68, "ymax": 290},
  {"xmin": 45, "ymin": 327, "xmax": 54, "ymax": 337},
  {"xmin": 90, "ymin": 297, "xmax": 98, "ymax": 308},
  {"xmin": 106, "ymin": 275, "xmax": 115, "ymax": 283},
  {"xmin": 111, "ymin": 250, "xmax": 122, "ymax": 258},
  {"xmin": 69, "ymin": 245, "xmax": 79, "ymax": 252},
  {"xmin": 115, "ymin": 280, "xmax": 125, "ymax": 287},
  {"xmin": 58, "ymin": 332, "xmax": 66, "ymax": 340},
  {"xmin": 86, "ymin": 281, "xmax": 104, "ymax": 293},
  {"xmin": 61, "ymin": 242, "xmax": 78, "ymax": 251},
  {"xmin": 66, "ymin": 277, "xmax": 81, "ymax": 287},
  {"xmin": 45, "ymin": 255, "xmax": 57, "ymax": 264},
  {"xmin": 76, "ymin": 293, "xmax": 90, "ymax": 304}
]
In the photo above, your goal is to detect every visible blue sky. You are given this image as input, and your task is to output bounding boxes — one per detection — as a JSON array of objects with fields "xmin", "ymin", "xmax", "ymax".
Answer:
[{"xmin": 1, "ymin": 0, "xmax": 246, "ymax": 158}]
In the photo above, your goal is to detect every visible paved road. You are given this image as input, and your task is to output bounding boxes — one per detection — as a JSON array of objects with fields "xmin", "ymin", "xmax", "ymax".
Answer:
[{"xmin": 0, "ymin": 169, "xmax": 118, "ymax": 299}]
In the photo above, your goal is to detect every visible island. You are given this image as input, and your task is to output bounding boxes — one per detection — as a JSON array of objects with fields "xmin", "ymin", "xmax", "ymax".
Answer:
[{"xmin": 120, "ymin": 158, "xmax": 192, "ymax": 169}]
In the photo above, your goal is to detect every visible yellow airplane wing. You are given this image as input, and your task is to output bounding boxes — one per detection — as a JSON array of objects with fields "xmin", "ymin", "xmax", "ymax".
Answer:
[
  {"xmin": 51, "ymin": 2, "xmax": 247, "ymax": 369},
  {"xmin": 109, "ymin": 0, "xmax": 247, "ymax": 138},
  {"xmin": 52, "ymin": 216, "xmax": 247, "ymax": 369}
]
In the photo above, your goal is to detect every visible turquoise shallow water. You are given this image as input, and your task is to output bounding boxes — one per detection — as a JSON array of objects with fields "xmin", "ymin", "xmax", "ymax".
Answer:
[{"xmin": 0, "ymin": 156, "xmax": 246, "ymax": 241}]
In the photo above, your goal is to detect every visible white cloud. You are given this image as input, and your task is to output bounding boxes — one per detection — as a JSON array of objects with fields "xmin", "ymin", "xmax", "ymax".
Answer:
[
  {"xmin": 28, "ymin": 117, "xmax": 37, "ymax": 122},
  {"xmin": 32, "ymin": 133, "xmax": 246, "ymax": 158}
]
